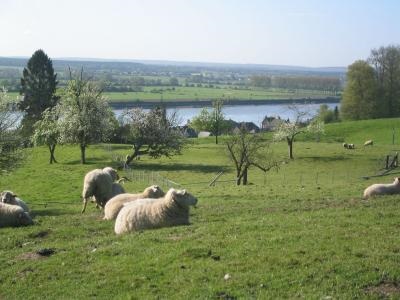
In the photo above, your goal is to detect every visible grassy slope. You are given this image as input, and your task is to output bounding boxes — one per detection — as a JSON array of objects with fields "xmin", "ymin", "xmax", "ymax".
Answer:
[{"xmin": 1, "ymin": 119, "xmax": 400, "ymax": 299}]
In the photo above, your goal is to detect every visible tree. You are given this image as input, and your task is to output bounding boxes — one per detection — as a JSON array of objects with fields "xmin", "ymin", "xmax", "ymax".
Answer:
[
  {"xmin": 58, "ymin": 73, "xmax": 115, "ymax": 164},
  {"xmin": 190, "ymin": 99, "xmax": 227, "ymax": 144},
  {"xmin": 274, "ymin": 105, "xmax": 324, "ymax": 159},
  {"xmin": 316, "ymin": 104, "xmax": 337, "ymax": 123},
  {"xmin": 369, "ymin": 45, "xmax": 400, "ymax": 117},
  {"xmin": 31, "ymin": 108, "xmax": 60, "ymax": 164},
  {"xmin": 341, "ymin": 60, "xmax": 379, "ymax": 120},
  {"xmin": 226, "ymin": 126, "xmax": 279, "ymax": 185},
  {"xmin": 0, "ymin": 88, "xmax": 23, "ymax": 173},
  {"xmin": 19, "ymin": 49, "xmax": 59, "ymax": 136},
  {"xmin": 122, "ymin": 107, "xmax": 186, "ymax": 166}
]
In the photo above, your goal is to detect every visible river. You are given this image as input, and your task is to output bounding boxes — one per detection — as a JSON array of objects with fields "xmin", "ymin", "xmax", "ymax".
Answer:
[{"xmin": 113, "ymin": 102, "xmax": 339, "ymax": 126}]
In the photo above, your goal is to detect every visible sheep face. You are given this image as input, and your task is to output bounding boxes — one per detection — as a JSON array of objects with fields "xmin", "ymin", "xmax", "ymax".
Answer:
[
  {"xmin": 103, "ymin": 167, "xmax": 119, "ymax": 181},
  {"xmin": 173, "ymin": 189, "xmax": 198, "ymax": 207},
  {"xmin": 18, "ymin": 212, "xmax": 34, "ymax": 226},
  {"xmin": 0, "ymin": 191, "xmax": 16, "ymax": 204},
  {"xmin": 145, "ymin": 185, "xmax": 165, "ymax": 198}
]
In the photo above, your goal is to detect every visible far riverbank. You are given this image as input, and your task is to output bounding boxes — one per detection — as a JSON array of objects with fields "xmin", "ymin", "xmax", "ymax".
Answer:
[{"xmin": 109, "ymin": 97, "xmax": 340, "ymax": 109}]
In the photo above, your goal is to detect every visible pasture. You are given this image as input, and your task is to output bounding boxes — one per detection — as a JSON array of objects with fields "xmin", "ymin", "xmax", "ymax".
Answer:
[{"xmin": 1, "ymin": 118, "xmax": 400, "ymax": 298}]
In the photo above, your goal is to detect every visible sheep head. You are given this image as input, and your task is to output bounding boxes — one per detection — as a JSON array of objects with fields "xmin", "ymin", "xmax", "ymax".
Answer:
[
  {"xmin": 0, "ymin": 191, "xmax": 17, "ymax": 204},
  {"xmin": 173, "ymin": 189, "xmax": 198, "ymax": 207},
  {"xmin": 103, "ymin": 167, "xmax": 119, "ymax": 181},
  {"xmin": 144, "ymin": 185, "xmax": 165, "ymax": 198}
]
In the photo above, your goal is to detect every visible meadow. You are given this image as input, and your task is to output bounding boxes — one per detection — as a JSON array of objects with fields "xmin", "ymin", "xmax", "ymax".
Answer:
[
  {"xmin": 8, "ymin": 86, "xmax": 337, "ymax": 104},
  {"xmin": 0, "ymin": 118, "xmax": 400, "ymax": 299}
]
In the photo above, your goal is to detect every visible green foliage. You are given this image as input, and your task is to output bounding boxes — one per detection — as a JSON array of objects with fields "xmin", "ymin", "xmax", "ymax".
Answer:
[
  {"xmin": 1, "ymin": 119, "xmax": 400, "ymax": 298},
  {"xmin": 341, "ymin": 60, "xmax": 378, "ymax": 120},
  {"xmin": 316, "ymin": 104, "xmax": 339, "ymax": 123},
  {"xmin": 18, "ymin": 50, "xmax": 59, "ymax": 135}
]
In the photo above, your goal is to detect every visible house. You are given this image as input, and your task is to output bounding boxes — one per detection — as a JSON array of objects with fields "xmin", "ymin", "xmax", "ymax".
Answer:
[
  {"xmin": 233, "ymin": 122, "xmax": 260, "ymax": 134},
  {"xmin": 198, "ymin": 131, "xmax": 212, "ymax": 138},
  {"xmin": 261, "ymin": 116, "xmax": 284, "ymax": 131}
]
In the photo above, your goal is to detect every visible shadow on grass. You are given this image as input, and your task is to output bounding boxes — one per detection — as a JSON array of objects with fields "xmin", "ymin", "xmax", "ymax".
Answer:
[
  {"xmin": 62, "ymin": 157, "xmax": 107, "ymax": 165},
  {"xmin": 130, "ymin": 162, "xmax": 228, "ymax": 173},
  {"xmin": 302, "ymin": 155, "xmax": 350, "ymax": 162},
  {"xmin": 31, "ymin": 208, "xmax": 69, "ymax": 217}
]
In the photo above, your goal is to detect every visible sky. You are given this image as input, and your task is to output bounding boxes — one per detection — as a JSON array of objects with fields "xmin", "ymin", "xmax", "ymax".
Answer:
[{"xmin": 0, "ymin": 0, "xmax": 399, "ymax": 67}]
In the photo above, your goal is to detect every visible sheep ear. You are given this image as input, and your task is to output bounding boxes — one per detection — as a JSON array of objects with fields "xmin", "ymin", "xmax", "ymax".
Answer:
[{"xmin": 178, "ymin": 189, "xmax": 186, "ymax": 195}]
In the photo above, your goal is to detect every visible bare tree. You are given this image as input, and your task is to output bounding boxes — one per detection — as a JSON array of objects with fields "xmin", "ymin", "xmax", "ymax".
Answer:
[
  {"xmin": 226, "ymin": 126, "xmax": 279, "ymax": 185},
  {"xmin": 273, "ymin": 104, "xmax": 324, "ymax": 159},
  {"xmin": 0, "ymin": 88, "xmax": 23, "ymax": 173}
]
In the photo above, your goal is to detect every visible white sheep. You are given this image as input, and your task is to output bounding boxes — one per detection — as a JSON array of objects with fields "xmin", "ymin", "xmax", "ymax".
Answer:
[
  {"xmin": 347, "ymin": 143, "xmax": 355, "ymax": 149},
  {"xmin": 81, "ymin": 167, "xmax": 123, "ymax": 213},
  {"xmin": 0, "ymin": 202, "xmax": 33, "ymax": 228},
  {"xmin": 103, "ymin": 185, "xmax": 165, "ymax": 220},
  {"xmin": 363, "ymin": 177, "xmax": 400, "ymax": 199},
  {"xmin": 0, "ymin": 191, "xmax": 30, "ymax": 212},
  {"xmin": 114, "ymin": 188, "xmax": 197, "ymax": 235},
  {"xmin": 364, "ymin": 140, "xmax": 373, "ymax": 146},
  {"xmin": 342, "ymin": 143, "xmax": 348, "ymax": 149}
]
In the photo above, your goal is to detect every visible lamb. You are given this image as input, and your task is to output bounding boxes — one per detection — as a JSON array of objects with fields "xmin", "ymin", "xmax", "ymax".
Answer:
[
  {"xmin": 103, "ymin": 185, "xmax": 165, "ymax": 220},
  {"xmin": 363, "ymin": 177, "xmax": 400, "ymax": 199},
  {"xmin": 81, "ymin": 167, "xmax": 123, "ymax": 213},
  {"xmin": 364, "ymin": 140, "xmax": 373, "ymax": 146},
  {"xmin": 114, "ymin": 188, "xmax": 197, "ymax": 235},
  {"xmin": 0, "ymin": 202, "xmax": 33, "ymax": 228},
  {"xmin": 1, "ymin": 191, "xmax": 30, "ymax": 212}
]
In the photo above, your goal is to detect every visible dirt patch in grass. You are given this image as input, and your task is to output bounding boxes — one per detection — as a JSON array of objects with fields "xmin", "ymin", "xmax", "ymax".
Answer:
[
  {"xmin": 16, "ymin": 248, "xmax": 56, "ymax": 260},
  {"xmin": 364, "ymin": 281, "xmax": 400, "ymax": 297}
]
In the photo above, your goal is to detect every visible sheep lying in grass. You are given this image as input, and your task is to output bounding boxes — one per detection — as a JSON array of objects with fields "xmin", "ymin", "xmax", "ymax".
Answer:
[
  {"xmin": 1, "ymin": 191, "xmax": 30, "ymax": 212},
  {"xmin": 364, "ymin": 140, "xmax": 373, "ymax": 146},
  {"xmin": 363, "ymin": 177, "xmax": 400, "ymax": 199},
  {"xmin": 114, "ymin": 188, "xmax": 197, "ymax": 235},
  {"xmin": 81, "ymin": 167, "xmax": 123, "ymax": 213},
  {"xmin": 104, "ymin": 185, "xmax": 165, "ymax": 220},
  {"xmin": 0, "ymin": 202, "xmax": 33, "ymax": 228}
]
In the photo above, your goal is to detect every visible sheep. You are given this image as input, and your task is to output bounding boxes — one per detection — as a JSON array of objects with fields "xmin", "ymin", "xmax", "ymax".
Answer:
[
  {"xmin": 114, "ymin": 188, "xmax": 197, "ymax": 235},
  {"xmin": 364, "ymin": 140, "xmax": 373, "ymax": 146},
  {"xmin": 103, "ymin": 185, "xmax": 165, "ymax": 220},
  {"xmin": 0, "ymin": 191, "xmax": 30, "ymax": 212},
  {"xmin": 342, "ymin": 143, "xmax": 348, "ymax": 149},
  {"xmin": 81, "ymin": 167, "xmax": 123, "ymax": 213},
  {"xmin": 0, "ymin": 202, "xmax": 33, "ymax": 228},
  {"xmin": 363, "ymin": 177, "xmax": 400, "ymax": 199},
  {"xmin": 347, "ymin": 143, "xmax": 355, "ymax": 149}
]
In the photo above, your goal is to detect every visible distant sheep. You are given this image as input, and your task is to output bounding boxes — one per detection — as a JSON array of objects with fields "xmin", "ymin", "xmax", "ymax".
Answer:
[
  {"xmin": 104, "ymin": 185, "xmax": 165, "ymax": 220},
  {"xmin": 1, "ymin": 191, "xmax": 30, "ymax": 212},
  {"xmin": 343, "ymin": 143, "xmax": 355, "ymax": 149},
  {"xmin": 364, "ymin": 140, "xmax": 373, "ymax": 146},
  {"xmin": 0, "ymin": 202, "xmax": 33, "ymax": 228},
  {"xmin": 342, "ymin": 143, "xmax": 348, "ymax": 149},
  {"xmin": 115, "ymin": 188, "xmax": 197, "ymax": 234},
  {"xmin": 363, "ymin": 177, "xmax": 400, "ymax": 199},
  {"xmin": 81, "ymin": 167, "xmax": 123, "ymax": 213}
]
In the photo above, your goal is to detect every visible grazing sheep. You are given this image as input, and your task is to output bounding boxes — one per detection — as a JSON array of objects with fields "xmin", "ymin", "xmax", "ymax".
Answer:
[
  {"xmin": 363, "ymin": 177, "xmax": 400, "ymax": 199},
  {"xmin": 1, "ymin": 191, "xmax": 30, "ymax": 212},
  {"xmin": 104, "ymin": 185, "xmax": 165, "ymax": 220},
  {"xmin": 115, "ymin": 188, "xmax": 197, "ymax": 235},
  {"xmin": 81, "ymin": 167, "xmax": 122, "ymax": 213},
  {"xmin": 347, "ymin": 143, "xmax": 355, "ymax": 149},
  {"xmin": 342, "ymin": 143, "xmax": 348, "ymax": 149},
  {"xmin": 0, "ymin": 202, "xmax": 33, "ymax": 228},
  {"xmin": 364, "ymin": 140, "xmax": 373, "ymax": 146}
]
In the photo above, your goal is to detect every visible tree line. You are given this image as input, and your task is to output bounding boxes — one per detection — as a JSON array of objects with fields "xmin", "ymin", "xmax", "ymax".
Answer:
[
  {"xmin": 249, "ymin": 75, "xmax": 342, "ymax": 93},
  {"xmin": 341, "ymin": 45, "xmax": 400, "ymax": 120}
]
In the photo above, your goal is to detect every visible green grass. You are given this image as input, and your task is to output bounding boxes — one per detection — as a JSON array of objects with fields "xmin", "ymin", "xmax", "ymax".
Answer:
[
  {"xmin": 1, "ymin": 119, "xmax": 400, "ymax": 299},
  {"xmin": 104, "ymin": 86, "xmax": 336, "ymax": 102}
]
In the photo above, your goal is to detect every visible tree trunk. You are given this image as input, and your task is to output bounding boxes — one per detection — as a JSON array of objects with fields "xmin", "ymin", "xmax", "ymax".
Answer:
[
  {"xmin": 287, "ymin": 137, "xmax": 294, "ymax": 159},
  {"xmin": 215, "ymin": 133, "xmax": 218, "ymax": 145},
  {"xmin": 125, "ymin": 147, "xmax": 141, "ymax": 167},
  {"xmin": 49, "ymin": 144, "xmax": 57, "ymax": 164},
  {"xmin": 243, "ymin": 168, "xmax": 248, "ymax": 185},
  {"xmin": 236, "ymin": 169, "xmax": 241, "ymax": 185},
  {"xmin": 80, "ymin": 144, "xmax": 86, "ymax": 164}
]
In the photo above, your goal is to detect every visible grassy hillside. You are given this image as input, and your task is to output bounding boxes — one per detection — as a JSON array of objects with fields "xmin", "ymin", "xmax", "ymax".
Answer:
[{"xmin": 1, "ymin": 119, "xmax": 400, "ymax": 298}]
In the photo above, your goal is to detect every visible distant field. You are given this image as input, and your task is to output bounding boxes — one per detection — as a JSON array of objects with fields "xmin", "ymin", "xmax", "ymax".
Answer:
[
  {"xmin": 6, "ymin": 86, "xmax": 338, "ymax": 103},
  {"xmin": 103, "ymin": 86, "xmax": 337, "ymax": 102}
]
